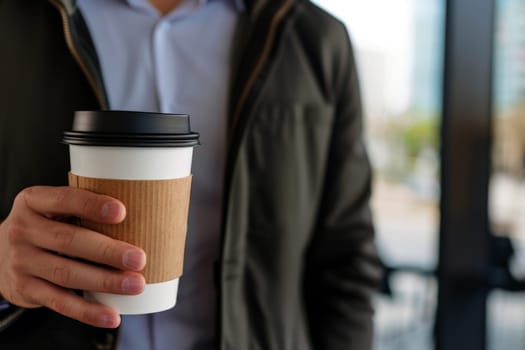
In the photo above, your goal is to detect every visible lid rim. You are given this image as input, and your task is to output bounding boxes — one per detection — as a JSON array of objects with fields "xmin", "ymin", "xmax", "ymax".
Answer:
[
  {"xmin": 62, "ymin": 139, "xmax": 200, "ymax": 147},
  {"xmin": 63, "ymin": 111, "xmax": 199, "ymax": 147}
]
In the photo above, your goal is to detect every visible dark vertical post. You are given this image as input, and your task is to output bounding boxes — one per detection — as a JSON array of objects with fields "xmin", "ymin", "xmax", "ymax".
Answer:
[{"xmin": 436, "ymin": 0, "xmax": 495, "ymax": 349}]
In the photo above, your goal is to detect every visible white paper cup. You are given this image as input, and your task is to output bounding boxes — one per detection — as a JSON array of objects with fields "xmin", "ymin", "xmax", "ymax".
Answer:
[{"xmin": 63, "ymin": 111, "xmax": 199, "ymax": 314}]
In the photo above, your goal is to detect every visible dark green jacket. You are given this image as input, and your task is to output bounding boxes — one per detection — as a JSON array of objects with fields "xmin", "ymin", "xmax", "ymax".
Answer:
[{"xmin": 0, "ymin": 0, "xmax": 382, "ymax": 349}]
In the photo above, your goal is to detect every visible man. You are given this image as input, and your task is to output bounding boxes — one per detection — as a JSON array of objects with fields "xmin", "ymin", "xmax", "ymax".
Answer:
[{"xmin": 0, "ymin": 0, "xmax": 381, "ymax": 349}]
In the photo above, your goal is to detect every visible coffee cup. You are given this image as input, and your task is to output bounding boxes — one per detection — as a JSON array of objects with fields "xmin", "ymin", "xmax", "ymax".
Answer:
[{"xmin": 63, "ymin": 110, "xmax": 199, "ymax": 314}]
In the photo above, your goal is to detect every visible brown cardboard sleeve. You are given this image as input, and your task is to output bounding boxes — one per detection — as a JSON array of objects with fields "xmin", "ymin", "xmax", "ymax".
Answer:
[{"xmin": 68, "ymin": 172, "xmax": 192, "ymax": 283}]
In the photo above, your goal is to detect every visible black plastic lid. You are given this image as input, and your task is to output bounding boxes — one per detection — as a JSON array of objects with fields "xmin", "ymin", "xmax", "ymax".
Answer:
[{"xmin": 63, "ymin": 111, "xmax": 200, "ymax": 147}]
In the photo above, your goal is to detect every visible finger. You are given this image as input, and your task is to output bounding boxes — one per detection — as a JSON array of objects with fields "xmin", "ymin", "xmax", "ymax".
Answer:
[
  {"xmin": 23, "ymin": 217, "xmax": 146, "ymax": 271},
  {"xmin": 25, "ymin": 277, "xmax": 121, "ymax": 328},
  {"xmin": 26, "ymin": 249, "xmax": 145, "ymax": 295},
  {"xmin": 19, "ymin": 186, "xmax": 126, "ymax": 224}
]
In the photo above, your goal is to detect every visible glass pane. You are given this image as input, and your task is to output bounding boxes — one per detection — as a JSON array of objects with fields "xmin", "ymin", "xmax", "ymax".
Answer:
[
  {"xmin": 489, "ymin": 0, "xmax": 525, "ymax": 349},
  {"xmin": 311, "ymin": 1, "xmax": 445, "ymax": 349}
]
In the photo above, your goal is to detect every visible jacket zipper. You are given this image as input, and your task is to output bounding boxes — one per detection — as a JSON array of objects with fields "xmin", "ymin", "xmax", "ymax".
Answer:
[
  {"xmin": 219, "ymin": 1, "xmax": 293, "ymax": 348},
  {"xmin": 222, "ymin": 0, "xmax": 294, "ymax": 252},
  {"xmin": 48, "ymin": 0, "xmax": 106, "ymax": 109},
  {"xmin": 47, "ymin": 1, "xmax": 115, "ymax": 349},
  {"xmin": 228, "ymin": 0, "xmax": 294, "ymax": 138}
]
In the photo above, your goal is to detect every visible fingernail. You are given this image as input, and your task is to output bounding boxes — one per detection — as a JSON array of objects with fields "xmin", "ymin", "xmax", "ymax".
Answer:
[
  {"xmin": 122, "ymin": 277, "xmax": 144, "ymax": 294},
  {"xmin": 100, "ymin": 314, "xmax": 119, "ymax": 328},
  {"xmin": 123, "ymin": 249, "xmax": 146, "ymax": 270},
  {"xmin": 101, "ymin": 202, "xmax": 122, "ymax": 220}
]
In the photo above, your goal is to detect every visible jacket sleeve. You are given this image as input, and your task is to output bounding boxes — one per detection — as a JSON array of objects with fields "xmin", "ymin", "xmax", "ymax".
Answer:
[
  {"xmin": 304, "ymin": 24, "xmax": 383, "ymax": 350},
  {"xmin": 0, "ymin": 220, "xmax": 25, "ymax": 333},
  {"xmin": 0, "ymin": 293, "xmax": 25, "ymax": 334}
]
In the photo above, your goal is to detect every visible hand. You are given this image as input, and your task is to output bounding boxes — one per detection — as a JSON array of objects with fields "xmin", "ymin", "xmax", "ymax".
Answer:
[{"xmin": 0, "ymin": 186, "xmax": 147, "ymax": 328}]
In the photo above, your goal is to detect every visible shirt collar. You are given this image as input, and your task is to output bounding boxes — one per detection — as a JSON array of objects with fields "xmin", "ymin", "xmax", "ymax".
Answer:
[{"xmin": 125, "ymin": 0, "xmax": 245, "ymax": 14}]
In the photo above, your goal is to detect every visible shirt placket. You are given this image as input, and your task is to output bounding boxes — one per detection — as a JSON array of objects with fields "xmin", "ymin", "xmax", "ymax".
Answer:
[{"xmin": 152, "ymin": 19, "xmax": 176, "ymax": 113}]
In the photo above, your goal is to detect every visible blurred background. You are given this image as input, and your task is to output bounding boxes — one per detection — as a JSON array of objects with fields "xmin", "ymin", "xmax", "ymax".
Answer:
[{"xmin": 312, "ymin": 1, "xmax": 525, "ymax": 349}]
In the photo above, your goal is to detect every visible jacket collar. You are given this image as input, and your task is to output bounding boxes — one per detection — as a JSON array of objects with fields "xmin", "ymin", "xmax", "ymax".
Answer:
[{"xmin": 54, "ymin": 0, "xmax": 76, "ymax": 14}]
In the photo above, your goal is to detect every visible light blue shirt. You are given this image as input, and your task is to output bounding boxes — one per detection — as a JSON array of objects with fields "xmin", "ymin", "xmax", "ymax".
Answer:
[{"xmin": 77, "ymin": 1, "xmax": 241, "ymax": 349}]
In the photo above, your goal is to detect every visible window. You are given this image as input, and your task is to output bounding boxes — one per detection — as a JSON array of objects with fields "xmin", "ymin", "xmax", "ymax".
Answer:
[
  {"xmin": 489, "ymin": 0, "xmax": 525, "ymax": 348},
  {"xmin": 311, "ymin": 1, "xmax": 445, "ymax": 349}
]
